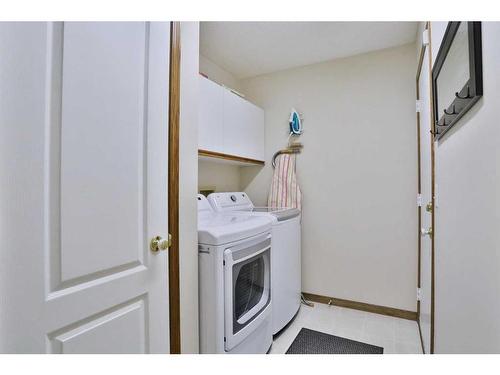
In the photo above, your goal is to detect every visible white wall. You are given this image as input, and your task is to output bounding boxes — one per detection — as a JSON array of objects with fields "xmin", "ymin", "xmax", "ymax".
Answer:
[
  {"xmin": 179, "ymin": 22, "xmax": 200, "ymax": 353},
  {"xmin": 240, "ymin": 44, "xmax": 418, "ymax": 311},
  {"xmin": 198, "ymin": 160, "xmax": 241, "ymax": 192},
  {"xmin": 199, "ymin": 54, "xmax": 243, "ymax": 92},
  {"xmin": 430, "ymin": 22, "xmax": 500, "ymax": 353}
]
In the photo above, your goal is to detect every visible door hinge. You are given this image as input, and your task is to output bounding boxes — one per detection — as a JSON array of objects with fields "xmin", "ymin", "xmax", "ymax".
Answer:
[
  {"xmin": 422, "ymin": 29, "xmax": 430, "ymax": 46},
  {"xmin": 417, "ymin": 194, "xmax": 423, "ymax": 207},
  {"xmin": 416, "ymin": 99, "xmax": 422, "ymax": 113},
  {"xmin": 417, "ymin": 288, "xmax": 422, "ymax": 301},
  {"xmin": 426, "ymin": 201, "xmax": 433, "ymax": 213},
  {"xmin": 421, "ymin": 227, "xmax": 433, "ymax": 238}
]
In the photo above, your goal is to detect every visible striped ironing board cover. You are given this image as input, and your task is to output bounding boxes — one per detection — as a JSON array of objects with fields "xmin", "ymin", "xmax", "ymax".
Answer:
[{"xmin": 268, "ymin": 153, "xmax": 302, "ymax": 210}]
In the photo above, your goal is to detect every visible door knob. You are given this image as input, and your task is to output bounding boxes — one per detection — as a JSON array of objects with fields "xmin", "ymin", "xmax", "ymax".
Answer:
[
  {"xmin": 150, "ymin": 234, "xmax": 172, "ymax": 252},
  {"xmin": 421, "ymin": 227, "xmax": 433, "ymax": 238}
]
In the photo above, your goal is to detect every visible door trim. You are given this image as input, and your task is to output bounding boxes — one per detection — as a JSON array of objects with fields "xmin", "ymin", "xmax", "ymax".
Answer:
[
  {"xmin": 168, "ymin": 21, "xmax": 181, "ymax": 354},
  {"xmin": 415, "ymin": 23, "xmax": 426, "ymax": 354},
  {"xmin": 428, "ymin": 22, "xmax": 436, "ymax": 355},
  {"xmin": 415, "ymin": 21, "xmax": 435, "ymax": 354}
]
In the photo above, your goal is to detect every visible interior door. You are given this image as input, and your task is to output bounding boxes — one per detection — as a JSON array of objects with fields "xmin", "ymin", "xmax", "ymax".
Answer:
[
  {"xmin": 417, "ymin": 25, "xmax": 434, "ymax": 354},
  {"xmin": 0, "ymin": 22, "xmax": 170, "ymax": 353}
]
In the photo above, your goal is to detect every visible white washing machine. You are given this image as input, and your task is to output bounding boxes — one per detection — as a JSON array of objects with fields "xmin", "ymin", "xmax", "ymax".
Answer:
[
  {"xmin": 197, "ymin": 194, "xmax": 273, "ymax": 354},
  {"xmin": 207, "ymin": 192, "xmax": 301, "ymax": 335}
]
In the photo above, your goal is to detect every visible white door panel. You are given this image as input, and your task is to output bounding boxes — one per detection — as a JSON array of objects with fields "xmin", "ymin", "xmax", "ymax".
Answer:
[
  {"xmin": 60, "ymin": 22, "xmax": 148, "ymax": 282},
  {"xmin": 49, "ymin": 298, "xmax": 146, "ymax": 354},
  {"xmin": 0, "ymin": 22, "xmax": 170, "ymax": 353},
  {"xmin": 199, "ymin": 76, "xmax": 224, "ymax": 152},
  {"xmin": 223, "ymin": 90, "xmax": 265, "ymax": 160},
  {"xmin": 248, "ymin": 102, "xmax": 265, "ymax": 160},
  {"xmin": 222, "ymin": 89, "xmax": 246, "ymax": 157}
]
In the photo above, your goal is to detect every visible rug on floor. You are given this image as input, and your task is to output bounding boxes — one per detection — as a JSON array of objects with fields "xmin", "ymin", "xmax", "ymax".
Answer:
[{"xmin": 285, "ymin": 328, "xmax": 383, "ymax": 354}]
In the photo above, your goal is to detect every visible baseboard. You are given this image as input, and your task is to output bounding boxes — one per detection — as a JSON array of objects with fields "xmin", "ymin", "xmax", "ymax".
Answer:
[{"xmin": 302, "ymin": 292, "xmax": 418, "ymax": 321}]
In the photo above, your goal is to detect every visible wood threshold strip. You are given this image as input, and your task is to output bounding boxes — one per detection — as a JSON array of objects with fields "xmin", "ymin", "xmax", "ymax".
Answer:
[
  {"xmin": 199, "ymin": 149, "xmax": 265, "ymax": 166},
  {"xmin": 302, "ymin": 292, "xmax": 418, "ymax": 321},
  {"xmin": 168, "ymin": 21, "xmax": 181, "ymax": 354}
]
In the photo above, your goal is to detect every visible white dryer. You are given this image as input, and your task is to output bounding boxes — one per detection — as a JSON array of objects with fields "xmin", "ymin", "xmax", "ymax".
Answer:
[
  {"xmin": 207, "ymin": 192, "xmax": 301, "ymax": 335},
  {"xmin": 197, "ymin": 194, "xmax": 273, "ymax": 353}
]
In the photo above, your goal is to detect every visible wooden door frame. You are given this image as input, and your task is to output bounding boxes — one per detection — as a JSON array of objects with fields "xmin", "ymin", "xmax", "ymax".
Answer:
[
  {"xmin": 168, "ymin": 21, "xmax": 181, "ymax": 354},
  {"xmin": 428, "ymin": 22, "xmax": 436, "ymax": 356},
  {"xmin": 416, "ymin": 35, "xmax": 424, "ymax": 352},
  {"xmin": 415, "ymin": 21, "xmax": 435, "ymax": 354}
]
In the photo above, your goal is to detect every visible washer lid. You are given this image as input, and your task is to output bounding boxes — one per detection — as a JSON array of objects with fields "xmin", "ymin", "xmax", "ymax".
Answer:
[
  {"xmin": 198, "ymin": 212, "xmax": 272, "ymax": 246},
  {"xmin": 252, "ymin": 207, "xmax": 301, "ymax": 221}
]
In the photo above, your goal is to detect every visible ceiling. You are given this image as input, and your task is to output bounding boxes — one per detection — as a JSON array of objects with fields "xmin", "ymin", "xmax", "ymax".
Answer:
[{"xmin": 200, "ymin": 22, "xmax": 418, "ymax": 79}]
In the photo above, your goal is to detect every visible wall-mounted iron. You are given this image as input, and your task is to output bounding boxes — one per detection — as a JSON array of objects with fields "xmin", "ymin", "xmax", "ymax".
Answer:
[{"xmin": 289, "ymin": 108, "xmax": 303, "ymax": 135}]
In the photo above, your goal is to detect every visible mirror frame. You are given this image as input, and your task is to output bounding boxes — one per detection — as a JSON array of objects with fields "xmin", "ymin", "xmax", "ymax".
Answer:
[{"xmin": 432, "ymin": 22, "xmax": 483, "ymax": 140}]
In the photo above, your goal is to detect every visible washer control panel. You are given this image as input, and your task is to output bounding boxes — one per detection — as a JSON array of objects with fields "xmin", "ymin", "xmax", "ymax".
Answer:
[{"xmin": 207, "ymin": 192, "xmax": 254, "ymax": 212}]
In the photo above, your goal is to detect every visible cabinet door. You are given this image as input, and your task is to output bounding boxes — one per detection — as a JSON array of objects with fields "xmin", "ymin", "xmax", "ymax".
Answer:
[
  {"xmin": 223, "ymin": 90, "xmax": 265, "ymax": 161},
  {"xmin": 248, "ymin": 102, "xmax": 265, "ymax": 161},
  {"xmin": 198, "ymin": 76, "xmax": 223, "ymax": 152}
]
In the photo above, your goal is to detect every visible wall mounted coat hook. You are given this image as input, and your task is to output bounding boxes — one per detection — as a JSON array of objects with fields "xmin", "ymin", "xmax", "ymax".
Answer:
[
  {"xmin": 437, "ymin": 118, "xmax": 448, "ymax": 127},
  {"xmin": 455, "ymin": 86, "xmax": 471, "ymax": 99},
  {"xmin": 444, "ymin": 104, "xmax": 457, "ymax": 115}
]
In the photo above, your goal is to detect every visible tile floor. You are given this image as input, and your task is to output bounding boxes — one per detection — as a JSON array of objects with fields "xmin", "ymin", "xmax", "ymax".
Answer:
[{"xmin": 270, "ymin": 303, "xmax": 423, "ymax": 354}]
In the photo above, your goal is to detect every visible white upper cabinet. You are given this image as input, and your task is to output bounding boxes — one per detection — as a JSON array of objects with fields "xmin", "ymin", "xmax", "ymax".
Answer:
[
  {"xmin": 199, "ymin": 76, "xmax": 224, "ymax": 152},
  {"xmin": 198, "ymin": 75, "xmax": 265, "ymax": 162},
  {"xmin": 222, "ymin": 89, "xmax": 265, "ymax": 161}
]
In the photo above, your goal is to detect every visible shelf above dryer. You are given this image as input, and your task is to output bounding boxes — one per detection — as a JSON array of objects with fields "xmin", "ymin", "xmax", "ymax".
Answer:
[{"xmin": 198, "ymin": 149, "xmax": 265, "ymax": 166}]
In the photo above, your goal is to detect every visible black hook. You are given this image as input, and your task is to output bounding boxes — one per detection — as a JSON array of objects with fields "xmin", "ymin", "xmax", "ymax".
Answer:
[
  {"xmin": 444, "ymin": 104, "xmax": 457, "ymax": 115},
  {"xmin": 455, "ymin": 86, "xmax": 471, "ymax": 99}
]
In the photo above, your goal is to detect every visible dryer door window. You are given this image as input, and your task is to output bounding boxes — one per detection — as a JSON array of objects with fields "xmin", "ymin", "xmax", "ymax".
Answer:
[
  {"xmin": 234, "ymin": 256, "xmax": 265, "ymax": 319},
  {"xmin": 231, "ymin": 249, "xmax": 270, "ymax": 334},
  {"xmin": 223, "ymin": 234, "xmax": 271, "ymax": 351}
]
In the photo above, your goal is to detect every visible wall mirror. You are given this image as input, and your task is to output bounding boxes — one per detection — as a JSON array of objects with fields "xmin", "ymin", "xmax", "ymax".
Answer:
[{"xmin": 432, "ymin": 22, "xmax": 483, "ymax": 140}]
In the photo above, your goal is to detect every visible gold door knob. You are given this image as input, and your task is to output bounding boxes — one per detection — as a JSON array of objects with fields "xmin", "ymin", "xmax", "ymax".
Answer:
[{"xmin": 150, "ymin": 234, "xmax": 172, "ymax": 252}]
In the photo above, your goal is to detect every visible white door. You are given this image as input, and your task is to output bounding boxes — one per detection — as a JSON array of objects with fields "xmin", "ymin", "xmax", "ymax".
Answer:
[
  {"xmin": 0, "ymin": 22, "xmax": 170, "ymax": 353},
  {"xmin": 417, "ymin": 33, "xmax": 434, "ymax": 354}
]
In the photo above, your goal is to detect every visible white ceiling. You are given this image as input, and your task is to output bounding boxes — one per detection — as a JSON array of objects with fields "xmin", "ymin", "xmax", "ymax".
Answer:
[{"xmin": 200, "ymin": 22, "xmax": 418, "ymax": 79}]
